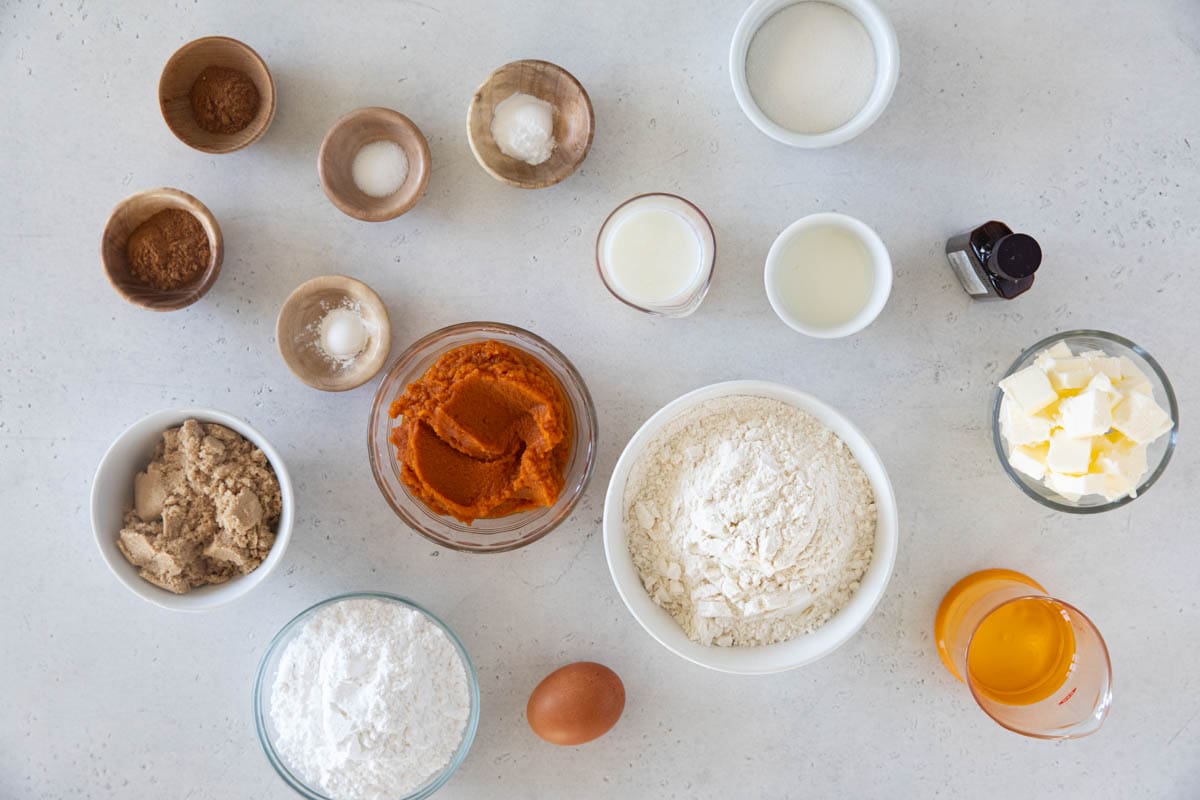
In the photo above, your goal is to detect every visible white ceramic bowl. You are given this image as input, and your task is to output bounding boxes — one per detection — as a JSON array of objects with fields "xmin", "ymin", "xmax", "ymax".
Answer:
[
  {"xmin": 602, "ymin": 381, "xmax": 898, "ymax": 674},
  {"xmin": 764, "ymin": 212, "xmax": 893, "ymax": 338},
  {"xmin": 730, "ymin": 0, "xmax": 899, "ymax": 148},
  {"xmin": 90, "ymin": 408, "xmax": 294, "ymax": 611}
]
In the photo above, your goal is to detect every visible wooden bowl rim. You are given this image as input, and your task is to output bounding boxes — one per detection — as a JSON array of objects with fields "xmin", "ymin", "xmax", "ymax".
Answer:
[
  {"xmin": 101, "ymin": 187, "xmax": 224, "ymax": 312},
  {"xmin": 275, "ymin": 274, "xmax": 393, "ymax": 391},
  {"xmin": 317, "ymin": 106, "xmax": 433, "ymax": 223},
  {"xmin": 467, "ymin": 59, "xmax": 595, "ymax": 190},
  {"xmin": 158, "ymin": 35, "xmax": 277, "ymax": 154}
]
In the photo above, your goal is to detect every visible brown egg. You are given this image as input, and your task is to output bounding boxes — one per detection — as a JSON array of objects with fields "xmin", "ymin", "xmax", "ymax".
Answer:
[{"xmin": 526, "ymin": 661, "xmax": 625, "ymax": 745}]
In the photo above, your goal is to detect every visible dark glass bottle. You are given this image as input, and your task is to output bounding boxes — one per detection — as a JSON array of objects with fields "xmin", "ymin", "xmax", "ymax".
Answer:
[{"xmin": 946, "ymin": 221, "xmax": 1042, "ymax": 300}]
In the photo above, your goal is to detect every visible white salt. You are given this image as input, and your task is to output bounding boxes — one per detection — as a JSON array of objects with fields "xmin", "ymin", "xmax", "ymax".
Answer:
[
  {"xmin": 746, "ymin": 1, "xmax": 877, "ymax": 134},
  {"xmin": 352, "ymin": 140, "xmax": 409, "ymax": 197},
  {"xmin": 317, "ymin": 307, "xmax": 368, "ymax": 361}
]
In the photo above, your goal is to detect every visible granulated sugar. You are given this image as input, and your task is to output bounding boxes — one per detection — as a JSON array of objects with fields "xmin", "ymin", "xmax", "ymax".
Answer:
[{"xmin": 624, "ymin": 396, "xmax": 876, "ymax": 647}]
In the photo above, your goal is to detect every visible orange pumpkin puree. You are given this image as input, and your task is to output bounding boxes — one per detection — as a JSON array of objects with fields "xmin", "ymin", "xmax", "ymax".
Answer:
[{"xmin": 389, "ymin": 340, "xmax": 571, "ymax": 524}]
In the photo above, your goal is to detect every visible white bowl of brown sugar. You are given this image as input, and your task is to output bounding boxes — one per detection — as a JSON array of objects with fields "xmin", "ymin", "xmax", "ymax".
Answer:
[{"xmin": 90, "ymin": 408, "xmax": 294, "ymax": 611}]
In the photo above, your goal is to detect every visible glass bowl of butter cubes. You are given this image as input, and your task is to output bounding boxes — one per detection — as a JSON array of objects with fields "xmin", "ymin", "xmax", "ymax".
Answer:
[{"xmin": 992, "ymin": 330, "xmax": 1178, "ymax": 513}]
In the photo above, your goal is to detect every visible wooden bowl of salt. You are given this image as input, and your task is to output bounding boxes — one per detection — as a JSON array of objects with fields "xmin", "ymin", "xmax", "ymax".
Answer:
[
  {"xmin": 276, "ymin": 276, "xmax": 392, "ymax": 392},
  {"xmin": 467, "ymin": 60, "xmax": 595, "ymax": 189}
]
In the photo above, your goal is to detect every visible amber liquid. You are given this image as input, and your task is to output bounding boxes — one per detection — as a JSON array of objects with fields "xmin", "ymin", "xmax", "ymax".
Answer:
[
  {"xmin": 968, "ymin": 597, "xmax": 1076, "ymax": 705},
  {"xmin": 936, "ymin": 570, "xmax": 1077, "ymax": 706}
]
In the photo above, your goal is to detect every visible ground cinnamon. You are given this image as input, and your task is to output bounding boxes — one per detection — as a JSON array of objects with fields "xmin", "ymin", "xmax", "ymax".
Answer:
[
  {"xmin": 126, "ymin": 209, "xmax": 210, "ymax": 291},
  {"xmin": 189, "ymin": 65, "xmax": 260, "ymax": 134}
]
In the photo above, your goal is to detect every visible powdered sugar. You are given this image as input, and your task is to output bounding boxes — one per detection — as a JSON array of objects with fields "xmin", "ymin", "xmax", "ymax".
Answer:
[
  {"xmin": 269, "ymin": 598, "xmax": 471, "ymax": 799},
  {"xmin": 624, "ymin": 396, "xmax": 876, "ymax": 647}
]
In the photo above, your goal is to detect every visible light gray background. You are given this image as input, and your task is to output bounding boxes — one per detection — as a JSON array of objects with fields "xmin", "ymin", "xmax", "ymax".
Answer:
[{"xmin": 2, "ymin": 0, "xmax": 1198, "ymax": 797}]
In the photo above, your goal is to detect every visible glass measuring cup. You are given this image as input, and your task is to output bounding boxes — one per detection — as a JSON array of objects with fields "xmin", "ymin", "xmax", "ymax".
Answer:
[{"xmin": 934, "ymin": 569, "xmax": 1112, "ymax": 739}]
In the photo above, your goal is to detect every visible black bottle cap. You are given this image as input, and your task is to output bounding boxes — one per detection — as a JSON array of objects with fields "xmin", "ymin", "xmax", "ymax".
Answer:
[{"xmin": 988, "ymin": 233, "xmax": 1041, "ymax": 281}]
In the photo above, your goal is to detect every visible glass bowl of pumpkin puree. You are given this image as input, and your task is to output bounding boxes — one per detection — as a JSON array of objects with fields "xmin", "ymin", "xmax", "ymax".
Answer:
[{"xmin": 369, "ymin": 322, "xmax": 598, "ymax": 552}]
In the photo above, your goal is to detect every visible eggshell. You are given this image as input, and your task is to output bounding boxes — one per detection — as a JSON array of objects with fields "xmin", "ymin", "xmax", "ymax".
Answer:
[{"xmin": 526, "ymin": 661, "xmax": 625, "ymax": 745}]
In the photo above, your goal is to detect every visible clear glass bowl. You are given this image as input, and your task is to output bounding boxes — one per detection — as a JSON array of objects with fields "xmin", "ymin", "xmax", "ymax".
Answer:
[
  {"xmin": 368, "ymin": 321, "xmax": 598, "ymax": 552},
  {"xmin": 992, "ymin": 330, "xmax": 1178, "ymax": 513},
  {"xmin": 253, "ymin": 592, "xmax": 480, "ymax": 800}
]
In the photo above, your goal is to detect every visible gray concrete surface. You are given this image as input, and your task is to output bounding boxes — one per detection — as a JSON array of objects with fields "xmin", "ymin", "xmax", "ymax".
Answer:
[{"xmin": 2, "ymin": 0, "xmax": 1198, "ymax": 797}]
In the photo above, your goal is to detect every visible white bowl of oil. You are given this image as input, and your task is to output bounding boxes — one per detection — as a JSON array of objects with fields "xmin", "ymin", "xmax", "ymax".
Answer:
[{"xmin": 764, "ymin": 211, "xmax": 892, "ymax": 338}]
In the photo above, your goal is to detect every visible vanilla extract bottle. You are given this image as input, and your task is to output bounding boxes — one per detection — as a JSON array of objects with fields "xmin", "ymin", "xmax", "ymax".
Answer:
[{"xmin": 946, "ymin": 221, "xmax": 1042, "ymax": 300}]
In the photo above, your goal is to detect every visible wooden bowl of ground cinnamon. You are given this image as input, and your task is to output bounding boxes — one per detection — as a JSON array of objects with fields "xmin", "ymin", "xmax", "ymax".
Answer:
[
  {"xmin": 159, "ymin": 36, "xmax": 276, "ymax": 154},
  {"xmin": 101, "ymin": 188, "xmax": 224, "ymax": 311}
]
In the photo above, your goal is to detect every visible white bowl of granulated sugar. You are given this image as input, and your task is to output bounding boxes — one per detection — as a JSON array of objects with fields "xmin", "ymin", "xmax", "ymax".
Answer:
[{"xmin": 602, "ymin": 380, "xmax": 898, "ymax": 674}]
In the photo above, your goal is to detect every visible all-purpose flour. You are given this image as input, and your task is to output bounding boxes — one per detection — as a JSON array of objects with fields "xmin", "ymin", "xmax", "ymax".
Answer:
[
  {"xmin": 269, "ymin": 598, "xmax": 471, "ymax": 800},
  {"xmin": 625, "ymin": 396, "xmax": 876, "ymax": 646}
]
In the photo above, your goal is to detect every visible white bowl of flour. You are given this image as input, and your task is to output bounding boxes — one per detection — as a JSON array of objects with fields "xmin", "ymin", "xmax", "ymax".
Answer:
[{"xmin": 603, "ymin": 381, "xmax": 898, "ymax": 674}]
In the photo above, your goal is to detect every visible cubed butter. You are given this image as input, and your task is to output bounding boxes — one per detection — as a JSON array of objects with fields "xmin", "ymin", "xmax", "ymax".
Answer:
[
  {"xmin": 1046, "ymin": 470, "xmax": 1108, "ymax": 499},
  {"xmin": 1058, "ymin": 389, "xmax": 1114, "ymax": 438},
  {"xmin": 1047, "ymin": 430, "xmax": 1092, "ymax": 474},
  {"xmin": 1008, "ymin": 443, "xmax": 1050, "ymax": 481},
  {"xmin": 1001, "ymin": 396, "xmax": 1052, "ymax": 446},
  {"xmin": 1000, "ymin": 366, "xmax": 1059, "ymax": 415},
  {"xmin": 1047, "ymin": 357, "xmax": 1095, "ymax": 391},
  {"xmin": 1117, "ymin": 356, "xmax": 1154, "ymax": 396},
  {"xmin": 1111, "ymin": 392, "xmax": 1172, "ymax": 444},
  {"xmin": 1035, "ymin": 341, "xmax": 1074, "ymax": 369}
]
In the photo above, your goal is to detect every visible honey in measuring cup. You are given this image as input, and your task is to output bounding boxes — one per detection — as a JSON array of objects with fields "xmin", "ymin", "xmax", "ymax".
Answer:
[{"xmin": 934, "ymin": 569, "xmax": 1112, "ymax": 738}]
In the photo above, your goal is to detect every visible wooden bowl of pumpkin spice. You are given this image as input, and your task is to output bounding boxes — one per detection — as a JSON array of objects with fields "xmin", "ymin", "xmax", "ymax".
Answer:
[
  {"xmin": 159, "ymin": 35, "xmax": 276, "ymax": 153},
  {"xmin": 101, "ymin": 187, "xmax": 223, "ymax": 311}
]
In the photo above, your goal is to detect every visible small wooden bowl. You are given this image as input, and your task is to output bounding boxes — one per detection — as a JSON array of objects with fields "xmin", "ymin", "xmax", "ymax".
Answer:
[
  {"xmin": 276, "ymin": 275, "xmax": 392, "ymax": 392},
  {"xmin": 159, "ymin": 36, "xmax": 277, "ymax": 154},
  {"xmin": 467, "ymin": 59, "xmax": 595, "ymax": 189},
  {"xmin": 101, "ymin": 188, "xmax": 223, "ymax": 311},
  {"xmin": 318, "ymin": 107, "xmax": 432, "ymax": 222}
]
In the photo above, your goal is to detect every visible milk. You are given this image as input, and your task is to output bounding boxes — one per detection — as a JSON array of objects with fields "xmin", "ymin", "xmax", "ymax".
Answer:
[
  {"xmin": 598, "ymin": 195, "xmax": 714, "ymax": 313},
  {"xmin": 773, "ymin": 224, "xmax": 874, "ymax": 328}
]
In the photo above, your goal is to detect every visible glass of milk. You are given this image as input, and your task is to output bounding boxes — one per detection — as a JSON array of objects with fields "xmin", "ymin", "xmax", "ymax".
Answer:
[
  {"xmin": 596, "ymin": 194, "xmax": 716, "ymax": 317},
  {"xmin": 764, "ymin": 212, "xmax": 892, "ymax": 338}
]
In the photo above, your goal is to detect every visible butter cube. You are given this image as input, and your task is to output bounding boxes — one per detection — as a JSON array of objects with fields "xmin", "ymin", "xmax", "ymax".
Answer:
[
  {"xmin": 1008, "ymin": 443, "xmax": 1050, "ymax": 481},
  {"xmin": 1096, "ymin": 440, "xmax": 1148, "ymax": 500},
  {"xmin": 1058, "ymin": 389, "xmax": 1114, "ymax": 438},
  {"xmin": 1090, "ymin": 356, "xmax": 1123, "ymax": 380},
  {"xmin": 1047, "ymin": 430, "xmax": 1092, "ymax": 474},
  {"xmin": 1000, "ymin": 396, "xmax": 1052, "ymax": 446},
  {"xmin": 1117, "ymin": 356, "xmax": 1154, "ymax": 396},
  {"xmin": 1046, "ymin": 470, "xmax": 1107, "ymax": 499},
  {"xmin": 1000, "ymin": 366, "xmax": 1059, "ymax": 415},
  {"xmin": 1035, "ymin": 341, "xmax": 1075, "ymax": 369},
  {"xmin": 1047, "ymin": 357, "xmax": 1095, "ymax": 391},
  {"xmin": 1112, "ymin": 392, "xmax": 1172, "ymax": 444},
  {"xmin": 1084, "ymin": 376, "xmax": 1118, "ymax": 400}
]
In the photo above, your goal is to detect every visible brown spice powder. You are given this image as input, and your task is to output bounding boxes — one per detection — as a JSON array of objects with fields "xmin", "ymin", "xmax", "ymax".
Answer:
[
  {"xmin": 126, "ymin": 209, "xmax": 210, "ymax": 291},
  {"xmin": 189, "ymin": 65, "xmax": 260, "ymax": 134}
]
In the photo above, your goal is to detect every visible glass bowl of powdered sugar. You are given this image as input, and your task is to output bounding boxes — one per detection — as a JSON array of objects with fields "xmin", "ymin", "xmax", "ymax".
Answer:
[{"xmin": 254, "ymin": 593, "xmax": 480, "ymax": 800}]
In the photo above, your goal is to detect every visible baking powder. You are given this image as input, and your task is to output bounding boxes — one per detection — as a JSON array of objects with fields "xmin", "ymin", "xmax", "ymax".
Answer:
[
  {"xmin": 269, "ymin": 598, "xmax": 471, "ymax": 799},
  {"xmin": 624, "ymin": 396, "xmax": 876, "ymax": 646}
]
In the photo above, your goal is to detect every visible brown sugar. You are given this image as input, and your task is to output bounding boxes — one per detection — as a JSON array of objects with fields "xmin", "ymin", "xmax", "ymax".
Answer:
[
  {"xmin": 118, "ymin": 420, "xmax": 282, "ymax": 593},
  {"xmin": 189, "ymin": 65, "xmax": 260, "ymax": 134},
  {"xmin": 389, "ymin": 340, "xmax": 571, "ymax": 523},
  {"xmin": 125, "ymin": 208, "xmax": 210, "ymax": 291}
]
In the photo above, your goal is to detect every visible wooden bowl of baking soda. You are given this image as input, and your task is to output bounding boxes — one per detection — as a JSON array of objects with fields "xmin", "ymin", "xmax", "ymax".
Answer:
[
  {"xmin": 319, "ymin": 107, "xmax": 432, "ymax": 222},
  {"xmin": 276, "ymin": 275, "xmax": 392, "ymax": 392},
  {"xmin": 101, "ymin": 187, "xmax": 224, "ymax": 311},
  {"xmin": 467, "ymin": 59, "xmax": 595, "ymax": 189},
  {"xmin": 159, "ymin": 36, "xmax": 277, "ymax": 154}
]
